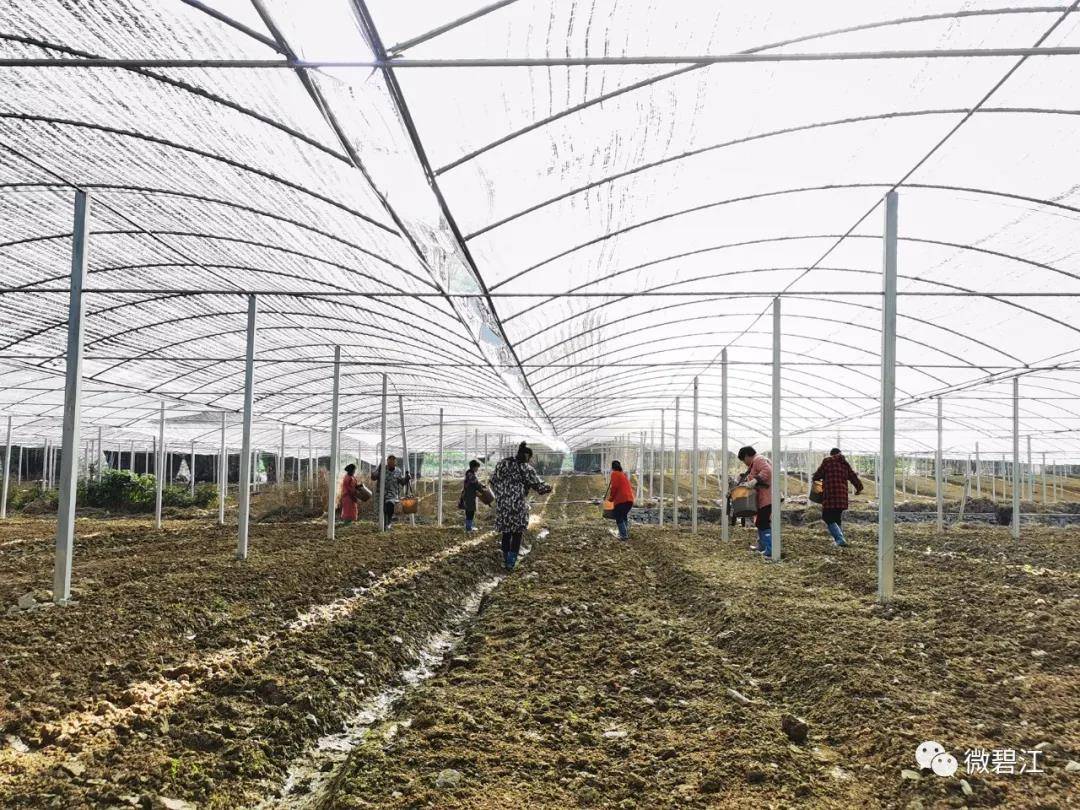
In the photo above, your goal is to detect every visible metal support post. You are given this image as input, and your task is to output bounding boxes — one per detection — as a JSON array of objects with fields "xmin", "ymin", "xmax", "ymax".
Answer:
[
  {"xmin": 437, "ymin": 408, "xmax": 444, "ymax": 526},
  {"xmin": 659, "ymin": 410, "xmax": 665, "ymax": 527},
  {"xmin": 218, "ymin": 412, "xmax": 227, "ymax": 525},
  {"xmin": 936, "ymin": 396, "xmax": 944, "ymax": 533},
  {"xmin": 378, "ymin": 374, "xmax": 388, "ymax": 531},
  {"xmin": 155, "ymin": 404, "xmax": 165, "ymax": 529},
  {"xmin": 673, "ymin": 397, "xmax": 680, "ymax": 528},
  {"xmin": 1011, "ymin": 378, "xmax": 1020, "ymax": 540},
  {"xmin": 878, "ymin": 190, "xmax": 898, "ymax": 601},
  {"xmin": 53, "ymin": 191, "xmax": 90, "ymax": 603},
  {"xmin": 236, "ymin": 295, "xmax": 257, "ymax": 559},
  {"xmin": 721, "ymin": 347, "xmax": 729, "ymax": 542},
  {"xmin": 398, "ymin": 394, "xmax": 414, "ymax": 526},
  {"xmin": 691, "ymin": 377, "xmax": 699, "ymax": 533},
  {"xmin": 1, "ymin": 415, "xmax": 11, "ymax": 519},
  {"xmin": 771, "ymin": 297, "xmax": 782, "ymax": 561},
  {"xmin": 327, "ymin": 345, "xmax": 341, "ymax": 540}
]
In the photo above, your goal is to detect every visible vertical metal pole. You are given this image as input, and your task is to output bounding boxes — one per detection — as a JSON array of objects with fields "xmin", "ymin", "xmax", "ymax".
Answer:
[
  {"xmin": 637, "ymin": 430, "xmax": 645, "ymax": 503},
  {"xmin": 437, "ymin": 408, "xmax": 444, "ymax": 526},
  {"xmin": 648, "ymin": 427, "xmax": 654, "ymax": 499},
  {"xmin": 218, "ymin": 412, "xmax": 227, "ymax": 526},
  {"xmin": 96, "ymin": 425, "xmax": 103, "ymax": 481},
  {"xmin": 975, "ymin": 441, "xmax": 981, "ymax": 497},
  {"xmin": 53, "ymin": 191, "xmax": 90, "ymax": 603},
  {"xmin": 721, "ymin": 347, "xmax": 729, "ymax": 543},
  {"xmin": 691, "ymin": 377, "xmax": 699, "ymax": 534},
  {"xmin": 398, "ymin": 395, "xmax": 414, "ymax": 526},
  {"xmin": 673, "ymin": 397, "xmax": 680, "ymax": 529},
  {"xmin": 307, "ymin": 430, "xmax": 314, "ymax": 493},
  {"xmin": 327, "ymin": 345, "xmax": 341, "ymax": 540},
  {"xmin": 1, "ymin": 415, "xmax": 12, "ymax": 519},
  {"xmin": 878, "ymin": 190, "xmax": 898, "ymax": 601},
  {"xmin": 280, "ymin": 423, "xmax": 286, "ymax": 485},
  {"xmin": 771, "ymin": 297, "xmax": 782, "ymax": 561},
  {"xmin": 17, "ymin": 444, "xmax": 22, "ymax": 485},
  {"xmin": 189, "ymin": 439, "xmax": 196, "ymax": 496},
  {"xmin": 1012, "ymin": 378, "xmax": 1020, "ymax": 540},
  {"xmin": 1041, "ymin": 451, "xmax": 1047, "ymax": 504},
  {"xmin": 378, "ymin": 374, "xmax": 388, "ymax": 531},
  {"xmin": 1026, "ymin": 435, "xmax": 1033, "ymax": 503},
  {"xmin": 155, "ymin": 404, "xmax": 165, "ymax": 530},
  {"xmin": 936, "ymin": 397, "xmax": 944, "ymax": 533},
  {"xmin": 236, "ymin": 295, "xmax": 257, "ymax": 560},
  {"xmin": 659, "ymin": 410, "xmax": 665, "ymax": 527}
]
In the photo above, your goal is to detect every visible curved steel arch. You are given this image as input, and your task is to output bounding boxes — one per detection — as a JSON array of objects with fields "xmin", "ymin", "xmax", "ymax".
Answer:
[
  {"xmin": 0, "ymin": 264, "xmax": 465, "ymax": 353},
  {"xmin": 0, "ymin": 33, "xmax": 351, "ymax": 164},
  {"xmin": 4, "ymin": 286, "xmax": 477, "ymax": 369},
  {"xmin": 0, "ymin": 113, "xmax": 394, "ymax": 234},
  {"xmin": 154, "ymin": 329, "xmax": 501, "ymax": 401},
  {"xmin": 521, "ymin": 295, "xmax": 1002, "ymax": 380},
  {"xmin": 515, "ymin": 266, "xmax": 1056, "ymax": 366},
  {"xmin": 489, "ymin": 182, "xmax": 1080, "ymax": 290},
  {"xmin": 0, "ymin": 183, "xmax": 429, "ymax": 285},
  {"xmin": 468, "ymin": 107, "xmax": 1080, "ymax": 239},
  {"xmin": 75, "ymin": 311, "xmax": 486, "ymax": 388},
  {"xmin": 435, "ymin": 5, "xmax": 1072, "ymax": 174},
  {"xmin": 502, "ymin": 232, "xmax": 1080, "ymax": 321},
  {"xmin": 12, "ymin": 233, "xmax": 432, "ymax": 300},
  {"xmin": 546, "ymin": 367, "xmax": 846, "ymax": 428},
  {"xmin": 542, "ymin": 354, "xmax": 894, "ymax": 426}
]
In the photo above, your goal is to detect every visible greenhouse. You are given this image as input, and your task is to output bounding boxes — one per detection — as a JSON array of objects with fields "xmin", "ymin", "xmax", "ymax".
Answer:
[{"xmin": 0, "ymin": 1, "xmax": 1077, "ymax": 807}]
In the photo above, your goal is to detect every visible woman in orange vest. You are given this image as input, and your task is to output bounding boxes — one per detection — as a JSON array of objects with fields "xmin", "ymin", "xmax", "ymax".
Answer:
[{"xmin": 607, "ymin": 460, "xmax": 635, "ymax": 541}]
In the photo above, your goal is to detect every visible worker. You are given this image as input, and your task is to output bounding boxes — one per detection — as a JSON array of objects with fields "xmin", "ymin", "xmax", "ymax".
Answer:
[
  {"xmin": 371, "ymin": 454, "xmax": 410, "ymax": 530},
  {"xmin": 811, "ymin": 448, "xmax": 863, "ymax": 547},
  {"xmin": 607, "ymin": 460, "xmax": 635, "ymax": 541},
  {"xmin": 339, "ymin": 463, "xmax": 360, "ymax": 525},
  {"xmin": 489, "ymin": 442, "xmax": 551, "ymax": 570},
  {"xmin": 737, "ymin": 445, "xmax": 773, "ymax": 558},
  {"xmin": 459, "ymin": 459, "xmax": 482, "ymax": 532}
]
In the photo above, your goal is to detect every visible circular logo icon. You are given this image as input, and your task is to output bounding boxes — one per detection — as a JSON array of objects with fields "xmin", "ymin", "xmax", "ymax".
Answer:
[
  {"xmin": 931, "ymin": 752, "xmax": 959, "ymax": 777},
  {"xmin": 916, "ymin": 741, "xmax": 946, "ymax": 769}
]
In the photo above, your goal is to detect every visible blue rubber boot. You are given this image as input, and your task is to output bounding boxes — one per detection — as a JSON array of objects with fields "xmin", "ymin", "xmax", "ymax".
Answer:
[
  {"xmin": 827, "ymin": 522, "xmax": 847, "ymax": 547},
  {"xmin": 758, "ymin": 528, "xmax": 772, "ymax": 558},
  {"xmin": 465, "ymin": 518, "xmax": 473, "ymax": 532},
  {"xmin": 507, "ymin": 551, "xmax": 518, "ymax": 570}
]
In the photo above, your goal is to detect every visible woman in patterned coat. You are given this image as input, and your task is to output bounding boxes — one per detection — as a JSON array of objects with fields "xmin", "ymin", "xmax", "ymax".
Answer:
[{"xmin": 489, "ymin": 442, "xmax": 551, "ymax": 570}]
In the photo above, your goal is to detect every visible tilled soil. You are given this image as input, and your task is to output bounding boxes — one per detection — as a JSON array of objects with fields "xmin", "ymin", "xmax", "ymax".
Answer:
[
  {"xmin": 0, "ymin": 517, "xmax": 503, "ymax": 807},
  {"xmin": 322, "ymin": 517, "xmax": 1078, "ymax": 807},
  {"xmin": 1, "ymin": 476, "xmax": 1077, "ymax": 808}
]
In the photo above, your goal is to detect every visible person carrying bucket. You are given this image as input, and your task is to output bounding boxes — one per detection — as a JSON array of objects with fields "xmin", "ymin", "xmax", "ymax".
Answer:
[
  {"xmin": 371, "ymin": 454, "xmax": 410, "ymax": 530},
  {"xmin": 737, "ymin": 446, "xmax": 773, "ymax": 559},
  {"xmin": 811, "ymin": 448, "xmax": 863, "ymax": 547},
  {"xmin": 489, "ymin": 442, "xmax": 551, "ymax": 570},
  {"xmin": 339, "ymin": 463, "xmax": 360, "ymax": 525}
]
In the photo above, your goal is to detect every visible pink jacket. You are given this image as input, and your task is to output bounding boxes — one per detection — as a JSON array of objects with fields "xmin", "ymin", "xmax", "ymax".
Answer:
[{"xmin": 745, "ymin": 455, "xmax": 773, "ymax": 509}]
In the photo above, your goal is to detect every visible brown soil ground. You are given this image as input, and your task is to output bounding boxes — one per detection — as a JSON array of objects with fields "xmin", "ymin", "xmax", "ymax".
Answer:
[{"xmin": 1, "ymin": 475, "xmax": 1077, "ymax": 808}]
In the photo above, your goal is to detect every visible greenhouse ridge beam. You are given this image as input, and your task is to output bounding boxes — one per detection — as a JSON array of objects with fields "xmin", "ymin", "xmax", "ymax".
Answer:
[{"xmin": 5, "ymin": 47, "xmax": 1080, "ymax": 68}]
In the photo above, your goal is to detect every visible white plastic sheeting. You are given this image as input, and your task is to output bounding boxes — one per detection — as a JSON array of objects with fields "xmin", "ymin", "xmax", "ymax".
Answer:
[{"xmin": 0, "ymin": 0, "xmax": 1078, "ymax": 462}]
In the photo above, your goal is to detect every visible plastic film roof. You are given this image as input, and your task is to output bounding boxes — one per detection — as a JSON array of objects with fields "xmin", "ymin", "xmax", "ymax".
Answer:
[{"xmin": 0, "ymin": 0, "xmax": 1078, "ymax": 463}]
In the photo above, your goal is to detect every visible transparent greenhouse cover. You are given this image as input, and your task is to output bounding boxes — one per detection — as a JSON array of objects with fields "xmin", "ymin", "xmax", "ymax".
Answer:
[{"xmin": 0, "ymin": 0, "xmax": 1078, "ymax": 463}]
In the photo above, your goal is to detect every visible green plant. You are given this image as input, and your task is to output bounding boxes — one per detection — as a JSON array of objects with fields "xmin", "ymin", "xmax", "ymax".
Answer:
[{"xmin": 80, "ymin": 469, "xmax": 156, "ymax": 511}]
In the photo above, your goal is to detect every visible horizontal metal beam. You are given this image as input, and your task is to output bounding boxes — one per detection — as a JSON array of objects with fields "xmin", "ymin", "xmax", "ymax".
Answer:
[
  {"xmin": 3, "ymin": 47, "xmax": 1080, "ymax": 69},
  {"xmin": 0, "ymin": 288, "xmax": 1076, "ymax": 298},
  {"xmin": 0, "ymin": 353, "xmax": 1076, "ymax": 370}
]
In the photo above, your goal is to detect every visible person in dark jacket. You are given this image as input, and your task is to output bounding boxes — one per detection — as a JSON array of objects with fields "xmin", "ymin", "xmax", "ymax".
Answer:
[
  {"xmin": 811, "ymin": 448, "xmax": 863, "ymax": 547},
  {"xmin": 459, "ymin": 459, "xmax": 482, "ymax": 532}
]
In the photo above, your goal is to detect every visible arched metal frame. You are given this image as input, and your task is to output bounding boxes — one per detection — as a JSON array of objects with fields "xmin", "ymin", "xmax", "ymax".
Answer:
[{"xmin": 0, "ymin": 2, "xmax": 1077, "ymax": 459}]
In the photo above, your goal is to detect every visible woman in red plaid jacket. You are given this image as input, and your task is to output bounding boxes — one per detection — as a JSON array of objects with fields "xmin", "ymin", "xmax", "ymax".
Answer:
[{"xmin": 811, "ymin": 448, "xmax": 863, "ymax": 547}]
